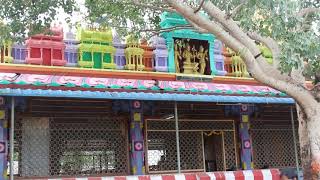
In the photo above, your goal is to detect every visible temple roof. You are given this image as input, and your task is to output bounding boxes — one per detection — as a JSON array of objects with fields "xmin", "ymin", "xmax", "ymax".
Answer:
[{"xmin": 0, "ymin": 73, "xmax": 294, "ymax": 104}]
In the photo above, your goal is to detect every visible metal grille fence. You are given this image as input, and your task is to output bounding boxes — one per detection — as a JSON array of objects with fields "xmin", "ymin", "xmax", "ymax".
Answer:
[
  {"xmin": 146, "ymin": 119, "xmax": 236, "ymax": 173},
  {"xmin": 14, "ymin": 116, "xmax": 129, "ymax": 178},
  {"xmin": 147, "ymin": 131, "xmax": 177, "ymax": 172},
  {"xmin": 223, "ymin": 131, "xmax": 237, "ymax": 170},
  {"xmin": 251, "ymin": 121, "xmax": 300, "ymax": 169},
  {"xmin": 179, "ymin": 132, "xmax": 203, "ymax": 171},
  {"xmin": 214, "ymin": 134, "xmax": 224, "ymax": 171}
]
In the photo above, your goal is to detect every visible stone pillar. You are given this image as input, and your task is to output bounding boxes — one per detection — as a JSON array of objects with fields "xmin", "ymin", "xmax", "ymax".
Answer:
[
  {"xmin": 21, "ymin": 117, "xmax": 49, "ymax": 176},
  {"xmin": 0, "ymin": 97, "xmax": 8, "ymax": 180},
  {"xmin": 239, "ymin": 104, "xmax": 254, "ymax": 170},
  {"xmin": 129, "ymin": 100, "xmax": 145, "ymax": 175}
]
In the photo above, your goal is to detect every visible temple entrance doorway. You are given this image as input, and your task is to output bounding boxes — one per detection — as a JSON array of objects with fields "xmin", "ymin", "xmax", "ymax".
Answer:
[
  {"xmin": 203, "ymin": 131, "xmax": 224, "ymax": 172},
  {"xmin": 43, "ymin": 48, "xmax": 51, "ymax": 65}
]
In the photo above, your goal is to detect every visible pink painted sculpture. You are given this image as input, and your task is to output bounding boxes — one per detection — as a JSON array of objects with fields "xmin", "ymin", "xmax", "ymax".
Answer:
[{"xmin": 26, "ymin": 25, "xmax": 66, "ymax": 66}]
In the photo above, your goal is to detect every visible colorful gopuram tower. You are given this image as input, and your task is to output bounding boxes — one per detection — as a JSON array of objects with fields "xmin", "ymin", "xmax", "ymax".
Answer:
[
  {"xmin": 77, "ymin": 27, "xmax": 116, "ymax": 69},
  {"xmin": 26, "ymin": 25, "xmax": 66, "ymax": 66}
]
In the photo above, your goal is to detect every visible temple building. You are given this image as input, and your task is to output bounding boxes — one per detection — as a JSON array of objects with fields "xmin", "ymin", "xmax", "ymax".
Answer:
[
  {"xmin": 0, "ymin": 12, "xmax": 302, "ymax": 180},
  {"xmin": 25, "ymin": 25, "xmax": 66, "ymax": 66}
]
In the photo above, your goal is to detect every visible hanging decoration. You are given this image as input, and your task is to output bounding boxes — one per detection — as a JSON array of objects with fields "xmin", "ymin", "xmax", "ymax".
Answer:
[{"xmin": 203, "ymin": 130, "xmax": 223, "ymax": 136}]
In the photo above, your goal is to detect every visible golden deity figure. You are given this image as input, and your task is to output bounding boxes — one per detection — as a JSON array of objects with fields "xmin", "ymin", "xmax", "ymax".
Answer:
[
  {"xmin": 197, "ymin": 45, "xmax": 209, "ymax": 75},
  {"xmin": 183, "ymin": 44, "xmax": 193, "ymax": 63},
  {"xmin": 182, "ymin": 44, "xmax": 199, "ymax": 74},
  {"xmin": 174, "ymin": 43, "xmax": 181, "ymax": 73}
]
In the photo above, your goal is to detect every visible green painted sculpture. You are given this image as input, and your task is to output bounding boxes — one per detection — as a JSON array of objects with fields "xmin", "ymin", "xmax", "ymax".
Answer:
[
  {"xmin": 77, "ymin": 27, "xmax": 116, "ymax": 69},
  {"xmin": 258, "ymin": 45, "xmax": 273, "ymax": 64}
]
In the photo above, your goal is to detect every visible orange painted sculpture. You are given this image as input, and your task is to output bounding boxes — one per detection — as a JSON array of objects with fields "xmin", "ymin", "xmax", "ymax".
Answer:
[
  {"xmin": 223, "ymin": 47, "xmax": 233, "ymax": 76},
  {"xmin": 26, "ymin": 25, "xmax": 66, "ymax": 66},
  {"xmin": 140, "ymin": 38, "xmax": 154, "ymax": 71}
]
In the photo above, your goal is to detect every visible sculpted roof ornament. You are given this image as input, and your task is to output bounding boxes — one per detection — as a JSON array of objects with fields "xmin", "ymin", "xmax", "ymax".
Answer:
[{"xmin": 149, "ymin": 36, "xmax": 166, "ymax": 47}]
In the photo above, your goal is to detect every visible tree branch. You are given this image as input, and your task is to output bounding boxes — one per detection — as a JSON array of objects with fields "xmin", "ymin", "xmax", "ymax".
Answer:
[
  {"xmin": 132, "ymin": 0, "xmax": 176, "ymax": 13},
  {"xmin": 201, "ymin": 1, "xmax": 260, "ymax": 63},
  {"xmin": 140, "ymin": 24, "xmax": 207, "ymax": 34},
  {"xmin": 163, "ymin": 0, "xmax": 247, "ymax": 56},
  {"xmin": 291, "ymin": 67, "xmax": 306, "ymax": 84},
  {"xmin": 294, "ymin": 8, "xmax": 320, "ymax": 32},
  {"xmin": 164, "ymin": 0, "xmax": 318, "ymax": 108},
  {"xmin": 200, "ymin": 1, "xmax": 295, "ymax": 84},
  {"xmin": 311, "ymin": 82, "xmax": 320, "ymax": 102},
  {"xmin": 247, "ymin": 32, "xmax": 289, "ymax": 82},
  {"xmin": 194, "ymin": 0, "xmax": 205, "ymax": 13},
  {"xmin": 185, "ymin": 20, "xmax": 209, "ymax": 33},
  {"xmin": 226, "ymin": 1, "xmax": 247, "ymax": 19},
  {"xmin": 247, "ymin": 31, "xmax": 281, "ymax": 68},
  {"xmin": 296, "ymin": 7, "xmax": 320, "ymax": 17}
]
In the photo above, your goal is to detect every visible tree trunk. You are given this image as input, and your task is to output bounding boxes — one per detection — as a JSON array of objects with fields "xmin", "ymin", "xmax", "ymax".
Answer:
[{"xmin": 297, "ymin": 104, "xmax": 320, "ymax": 180}]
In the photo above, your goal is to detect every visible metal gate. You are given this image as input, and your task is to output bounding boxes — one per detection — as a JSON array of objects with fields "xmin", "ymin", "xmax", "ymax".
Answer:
[
  {"xmin": 145, "ymin": 119, "xmax": 237, "ymax": 173},
  {"xmin": 14, "ymin": 116, "xmax": 129, "ymax": 178},
  {"xmin": 251, "ymin": 120, "xmax": 300, "ymax": 169}
]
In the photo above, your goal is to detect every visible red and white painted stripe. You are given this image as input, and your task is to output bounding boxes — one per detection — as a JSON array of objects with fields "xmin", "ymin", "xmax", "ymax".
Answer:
[
  {"xmin": 33, "ymin": 169, "xmax": 280, "ymax": 180},
  {"xmin": 196, "ymin": 169, "xmax": 280, "ymax": 180}
]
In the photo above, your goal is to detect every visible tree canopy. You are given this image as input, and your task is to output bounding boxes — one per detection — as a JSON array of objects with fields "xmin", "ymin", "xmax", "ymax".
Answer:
[{"xmin": 0, "ymin": 0, "xmax": 76, "ymax": 41}]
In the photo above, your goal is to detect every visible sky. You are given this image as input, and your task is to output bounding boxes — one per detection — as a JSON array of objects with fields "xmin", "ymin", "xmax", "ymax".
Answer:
[
  {"xmin": 53, "ymin": 0, "xmax": 134, "ymax": 40},
  {"xmin": 54, "ymin": 0, "xmax": 87, "ymax": 34}
]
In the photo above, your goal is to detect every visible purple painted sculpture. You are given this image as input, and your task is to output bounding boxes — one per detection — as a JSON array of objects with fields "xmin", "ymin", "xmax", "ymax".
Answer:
[
  {"xmin": 12, "ymin": 43, "xmax": 27, "ymax": 64},
  {"xmin": 214, "ymin": 40, "xmax": 227, "ymax": 76},
  {"xmin": 64, "ymin": 30, "xmax": 79, "ymax": 67},
  {"xmin": 149, "ymin": 36, "xmax": 168, "ymax": 72},
  {"xmin": 113, "ymin": 33, "xmax": 126, "ymax": 70}
]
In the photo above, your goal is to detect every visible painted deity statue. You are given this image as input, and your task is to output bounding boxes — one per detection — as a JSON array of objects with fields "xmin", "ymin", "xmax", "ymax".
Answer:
[
  {"xmin": 182, "ymin": 44, "xmax": 199, "ymax": 74},
  {"xmin": 196, "ymin": 45, "xmax": 208, "ymax": 75},
  {"xmin": 183, "ymin": 44, "xmax": 193, "ymax": 63},
  {"xmin": 174, "ymin": 43, "xmax": 181, "ymax": 73}
]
